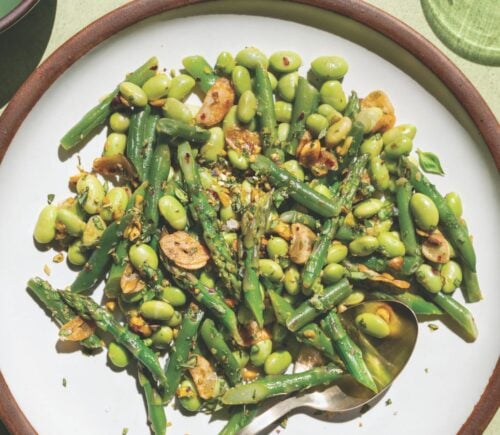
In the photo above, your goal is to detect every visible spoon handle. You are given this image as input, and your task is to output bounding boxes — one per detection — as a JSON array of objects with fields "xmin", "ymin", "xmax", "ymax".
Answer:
[{"xmin": 238, "ymin": 394, "xmax": 311, "ymax": 435}]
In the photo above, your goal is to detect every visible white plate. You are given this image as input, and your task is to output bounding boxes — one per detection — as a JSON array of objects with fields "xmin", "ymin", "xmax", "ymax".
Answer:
[{"xmin": 0, "ymin": 5, "xmax": 499, "ymax": 435}]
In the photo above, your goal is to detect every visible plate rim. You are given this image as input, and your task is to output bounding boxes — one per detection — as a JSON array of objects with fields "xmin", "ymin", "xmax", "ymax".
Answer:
[
  {"xmin": 0, "ymin": 0, "xmax": 39, "ymax": 33},
  {"xmin": 0, "ymin": 0, "xmax": 498, "ymax": 434}
]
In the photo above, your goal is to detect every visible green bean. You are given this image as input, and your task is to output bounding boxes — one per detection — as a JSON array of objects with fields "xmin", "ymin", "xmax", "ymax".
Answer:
[
  {"xmin": 296, "ymin": 323, "xmax": 338, "ymax": 361},
  {"xmin": 343, "ymin": 91, "xmax": 360, "ymax": 119},
  {"xmin": 396, "ymin": 178, "xmax": 420, "ymax": 257},
  {"xmin": 60, "ymin": 57, "xmax": 157, "ymax": 150},
  {"xmin": 279, "ymin": 210, "xmax": 318, "ymax": 229},
  {"xmin": 156, "ymin": 118, "xmax": 210, "ymax": 143},
  {"xmin": 368, "ymin": 291, "xmax": 442, "ymax": 316},
  {"xmin": 254, "ymin": 64, "xmax": 278, "ymax": 150},
  {"xmin": 219, "ymin": 406, "xmax": 257, "ymax": 435},
  {"xmin": 182, "ymin": 55, "xmax": 218, "ymax": 93},
  {"xmin": 138, "ymin": 367, "xmax": 167, "ymax": 435}
]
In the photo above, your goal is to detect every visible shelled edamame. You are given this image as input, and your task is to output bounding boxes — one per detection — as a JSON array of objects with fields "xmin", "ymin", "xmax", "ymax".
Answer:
[{"xmin": 29, "ymin": 48, "xmax": 480, "ymax": 435}]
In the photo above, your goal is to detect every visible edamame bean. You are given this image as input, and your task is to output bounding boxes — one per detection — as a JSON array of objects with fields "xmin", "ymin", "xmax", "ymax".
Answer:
[
  {"xmin": 444, "ymin": 192, "xmax": 463, "ymax": 218},
  {"xmin": 67, "ymin": 240, "xmax": 88, "ymax": 266},
  {"xmin": 269, "ymin": 50, "xmax": 302, "ymax": 73},
  {"xmin": 223, "ymin": 105, "xmax": 239, "ymax": 132},
  {"xmin": 416, "ymin": 264, "xmax": 442, "ymax": 293},
  {"xmin": 326, "ymin": 242, "xmax": 348, "ymax": 264},
  {"xmin": 382, "ymin": 124, "xmax": 416, "ymax": 145},
  {"xmin": 151, "ymin": 326, "xmax": 174, "ymax": 348},
  {"xmin": 109, "ymin": 112, "xmax": 130, "ymax": 133},
  {"xmin": 100, "ymin": 187, "xmax": 129, "ymax": 222},
  {"xmin": 167, "ymin": 74, "xmax": 195, "ymax": 100},
  {"xmin": 158, "ymin": 195, "xmax": 187, "ymax": 230},
  {"xmin": 384, "ymin": 135, "xmax": 413, "ymax": 159},
  {"xmin": 282, "ymin": 159, "xmax": 305, "ymax": 181},
  {"xmin": 250, "ymin": 339, "xmax": 273, "ymax": 367},
  {"xmin": 220, "ymin": 204, "xmax": 235, "ymax": 221},
  {"xmin": 360, "ymin": 134, "xmax": 383, "ymax": 156},
  {"xmin": 322, "ymin": 263, "xmax": 346, "ymax": 285},
  {"xmin": 200, "ymin": 127, "xmax": 225, "ymax": 161},
  {"xmin": 267, "ymin": 237, "xmax": 289, "ymax": 259},
  {"xmin": 317, "ymin": 104, "xmax": 342, "ymax": 124},
  {"xmin": 325, "ymin": 116, "xmax": 352, "ymax": 146},
  {"xmin": 216, "ymin": 51, "xmax": 236, "ymax": 75},
  {"xmin": 235, "ymin": 47, "xmax": 268, "ymax": 69},
  {"xmin": 228, "ymin": 149, "xmax": 249, "ymax": 170},
  {"xmin": 162, "ymin": 98, "xmax": 193, "ymax": 124},
  {"xmin": 275, "ymin": 101, "xmax": 292, "ymax": 123},
  {"xmin": 237, "ymin": 90, "xmax": 258, "ymax": 124},
  {"xmin": 314, "ymin": 184, "xmax": 333, "ymax": 198},
  {"xmin": 277, "ymin": 72, "xmax": 299, "ymax": 102},
  {"xmin": 161, "ymin": 286, "xmax": 186, "ymax": 307},
  {"xmin": 166, "ymin": 311, "xmax": 182, "ymax": 327},
  {"xmin": 370, "ymin": 156, "xmax": 390, "ymax": 191},
  {"xmin": 277, "ymin": 122, "xmax": 290, "ymax": 143},
  {"xmin": 264, "ymin": 350, "xmax": 292, "ymax": 375},
  {"xmin": 119, "ymin": 81, "xmax": 148, "ymax": 107},
  {"xmin": 311, "ymin": 55, "xmax": 349, "ymax": 81},
  {"xmin": 410, "ymin": 193, "xmax": 439, "ymax": 231},
  {"xmin": 129, "ymin": 243, "xmax": 159, "ymax": 271},
  {"xmin": 267, "ymin": 71, "xmax": 278, "ymax": 90},
  {"xmin": 349, "ymin": 235, "xmax": 380, "ymax": 256},
  {"xmin": 177, "ymin": 379, "xmax": 202, "ymax": 412},
  {"xmin": 57, "ymin": 208, "xmax": 86, "ymax": 236},
  {"xmin": 341, "ymin": 291, "xmax": 365, "ymax": 306},
  {"xmin": 306, "ymin": 114, "xmax": 329, "ymax": 137},
  {"xmin": 76, "ymin": 174, "xmax": 105, "ymax": 215},
  {"xmin": 232, "ymin": 350, "xmax": 249, "ymax": 368},
  {"xmin": 378, "ymin": 232, "xmax": 406, "ymax": 258},
  {"xmin": 320, "ymin": 80, "xmax": 347, "ymax": 111},
  {"xmin": 232, "ymin": 66, "xmax": 252, "ymax": 96},
  {"xmin": 140, "ymin": 300, "xmax": 174, "ymax": 321},
  {"xmin": 355, "ymin": 312, "xmax": 390, "ymax": 339},
  {"xmin": 354, "ymin": 199, "xmax": 383, "ymax": 219},
  {"xmin": 103, "ymin": 132, "xmax": 127, "ymax": 156},
  {"xmin": 82, "ymin": 215, "xmax": 107, "ymax": 247},
  {"xmin": 108, "ymin": 342, "xmax": 130, "ymax": 368},
  {"xmin": 355, "ymin": 107, "xmax": 383, "ymax": 133},
  {"xmin": 258, "ymin": 259, "xmax": 284, "ymax": 282},
  {"xmin": 284, "ymin": 265, "xmax": 300, "ymax": 295},
  {"xmin": 441, "ymin": 261, "xmax": 463, "ymax": 293},
  {"xmin": 142, "ymin": 73, "xmax": 171, "ymax": 100}
]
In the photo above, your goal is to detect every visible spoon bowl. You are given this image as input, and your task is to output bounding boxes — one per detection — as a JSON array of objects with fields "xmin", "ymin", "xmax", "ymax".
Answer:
[{"xmin": 238, "ymin": 300, "xmax": 418, "ymax": 435}]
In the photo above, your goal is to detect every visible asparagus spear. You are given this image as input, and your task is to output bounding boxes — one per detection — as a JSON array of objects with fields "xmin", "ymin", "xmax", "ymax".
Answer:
[
  {"xmin": 368, "ymin": 291, "xmax": 442, "ymax": 316},
  {"xmin": 162, "ymin": 261, "xmax": 243, "ymax": 346},
  {"xmin": 338, "ymin": 121, "xmax": 365, "ymax": 173},
  {"xmin": 343, "ymin": 91, "xmax": 360, "ymax": 120},
  {"xmin": 221, "ymin": 364, "xmax": 343, "ymax": 405},
  {"xmin": 254, "ymin": 64, "xmax": 278, "ymax": 150},
  {"xmin": 60, "ymin": 57, "xmax": 158, "ymax": 150},
  {"xmin": 177, "ymin": 141, "xmax": 241, "ymax": 299},
  {"xmin": 219, "ymin": 406, "xmax": 257, "ymax": 435},
  {"xmin": 287, "ymin": 279, "xmax": 352, "ymax": 332},
  {"xmin": 138, "ymin": 367, "xmax": 167, "ymax": 435},
  {"xmin": 60, "ymin": 291, "xmax": 167, "ymax": 387},
  {"xmin": 279, "ymin": 210, "xmax": 319, "ymax": 229},
  {"xmin": 200, "ymin": 318, "xmax": 242, "ymax": 386},
  {"xmin": 285, "ymin": 77, "xmax": 320, "ymax": 155},
  {"xmin": 156, "ymin": 118, "xmax": 210, "ymax": 143},
  {"xmin": 240, "ymin": 193, "xmax": 272, "ymax": 327},
  {"xmin": 163, "ymin": 303, "xmax": 204, "ymax": 403},
  {"xmin": 396, "ymin": 178, "xmax": 420, "ymax": 258},
  {"xmin": 321, "ymin": 311, "xmax": 378, "ymax": 393},
  {"xmin": 251, "ymin": 155, "xmax": 337, "ymax": 218},
  {"xmin": 27, "ymin": 278, "xmax": 102, "ymax": 349}
]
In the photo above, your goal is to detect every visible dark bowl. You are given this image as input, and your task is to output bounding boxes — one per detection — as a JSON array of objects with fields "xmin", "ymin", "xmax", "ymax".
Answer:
[{"xmin": 0, "ymin": 0, "xmax": 39, "ymax": 33}]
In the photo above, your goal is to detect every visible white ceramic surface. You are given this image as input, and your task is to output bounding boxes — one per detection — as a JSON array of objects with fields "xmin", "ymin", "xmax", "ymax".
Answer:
[{"xmin": 0, "ymin": 8, "xmax": 499, "ymax": 435}]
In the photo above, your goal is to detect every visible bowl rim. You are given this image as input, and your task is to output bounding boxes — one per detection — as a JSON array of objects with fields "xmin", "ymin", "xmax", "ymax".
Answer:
[
  {"xmin": 0, "ymin": 0, "xmax": 498, "ymax": 434},
  {"xmin": 0, "ymin": 0, "xmax": 39, "ymax": 33}
]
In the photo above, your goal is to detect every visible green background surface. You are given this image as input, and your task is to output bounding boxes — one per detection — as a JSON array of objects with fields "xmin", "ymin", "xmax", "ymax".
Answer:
[{"xmin": 0, "ymin": 0, "xmax": 498, "ymax": 433}]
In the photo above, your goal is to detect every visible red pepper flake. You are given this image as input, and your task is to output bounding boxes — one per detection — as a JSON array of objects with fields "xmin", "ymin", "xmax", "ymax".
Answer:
[
  {"xmin": 283, "ymin": 56, "xmax": 290, "ymax": 66},
  {"xmin": 298, "ymin": 111, "xmax": 305, "ymax": 121}
]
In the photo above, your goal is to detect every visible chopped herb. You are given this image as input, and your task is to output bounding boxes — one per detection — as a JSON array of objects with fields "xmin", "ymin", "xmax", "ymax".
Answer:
[
  {"xmin": 360, "ymin": 404, "xmax": 371, "ymax": 414},
  {"xmin": 424, "ymin": 368, "xmax": 429, "ymax": 373},
  {"xmin": 428, "ymin": 323, "xmax": 439, "ymax": 331},
  {"xmin": 122, "ymin": 429, "xmax": 129, "ymax": 435},
  {"xmin": 47, "ymin": 194, "xmax": 55, "ymax": 204},
  {"xmin": 385, "ymin": 398, "xmax": 392, "ymax": 406},
  {"xmin": 279, "ymin": 417, "xmax": 288, "ymax": 428},
  {"xmin": 62, "ymin": 378, "xmax": 67, "ymax": 387}
]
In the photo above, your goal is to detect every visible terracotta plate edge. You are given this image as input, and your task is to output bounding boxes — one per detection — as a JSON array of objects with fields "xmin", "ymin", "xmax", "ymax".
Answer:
[{"xmin": 0, "ymin": 0, "xmax": 498, "ymax": 434}]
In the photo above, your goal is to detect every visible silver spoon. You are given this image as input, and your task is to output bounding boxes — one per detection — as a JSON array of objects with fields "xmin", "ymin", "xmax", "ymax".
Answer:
[{"xmin": 239, "ymin": 300, "xmax": 418, "ymax": 435}]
